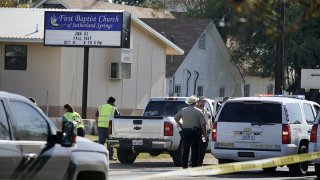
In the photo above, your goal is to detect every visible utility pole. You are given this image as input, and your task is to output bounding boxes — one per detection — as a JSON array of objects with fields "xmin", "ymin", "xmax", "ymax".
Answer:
[{"xmin": 275, "ymin": 0, "xmax": 285, "ymax": 94}]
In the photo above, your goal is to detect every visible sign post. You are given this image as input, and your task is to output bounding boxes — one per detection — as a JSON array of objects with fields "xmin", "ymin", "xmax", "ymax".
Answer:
[{"xmin": 44, "ymin": 10, "xmax": 131, "ymax": 118}]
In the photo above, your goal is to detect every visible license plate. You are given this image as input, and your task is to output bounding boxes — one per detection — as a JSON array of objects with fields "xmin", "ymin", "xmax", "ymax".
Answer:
[
  {"xmin": 132, "ymin": 140, "xmax": 143, "ymax": 145},
  {"xmin": 242, "ymin": 133, "xmax": 255, "ymax": 140}
]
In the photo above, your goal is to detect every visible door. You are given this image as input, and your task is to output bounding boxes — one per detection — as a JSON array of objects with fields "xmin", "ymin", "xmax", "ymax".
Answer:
[
  {"xmin": 9, "ymin": 101, "xmax": 69, "ymax": 180},
  {"xmin": 0, "ymin": 100, "xmax": 23, "ymax": 179}
]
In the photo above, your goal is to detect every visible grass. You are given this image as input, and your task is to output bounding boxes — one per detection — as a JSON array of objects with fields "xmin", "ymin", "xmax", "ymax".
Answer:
[{"xmin": 85, "ymin": 135, "xmax": 171, "ymax": 160}]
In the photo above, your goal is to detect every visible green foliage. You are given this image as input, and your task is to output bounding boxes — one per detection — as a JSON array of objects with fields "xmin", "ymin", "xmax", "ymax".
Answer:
[
  {"xmin": 0, "ymin": 0, "xmax": 31, "ymax": 7},
  {"xmin": 112, "ymin": 0, "xmax": 145, "ymax": 6},
  {"xmin": 182, "ymin": 0, "xmax": 320, "ymax": 94},
  {"xmin": 0, "ymin": 0, "xmax": 17, "ymax": 7},
  {"xmin": 112, "ymin": 0, "xmax": 165, "ymax": 9},
  {"xmin": 143, "ymin": 0, "xmax": 165, "ymax": 10}
]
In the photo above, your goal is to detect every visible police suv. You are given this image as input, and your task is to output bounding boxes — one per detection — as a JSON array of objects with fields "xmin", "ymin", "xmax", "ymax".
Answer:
[
  {"xmin": 0, "ymin": 91, "xmax": 109, "ymax": 180},
  {"xmin": 211, "ymin": 95, "xmax": 320, "ymax": 176},
  {"xmin": 309, "ymin": 111, "xmax": 320, "ymax": 178}
]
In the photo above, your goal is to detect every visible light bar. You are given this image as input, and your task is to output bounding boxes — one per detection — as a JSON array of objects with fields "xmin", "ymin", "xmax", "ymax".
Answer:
[{"xmin": 256, "ymin": 94, "xmax": 305, "ymax": 100}]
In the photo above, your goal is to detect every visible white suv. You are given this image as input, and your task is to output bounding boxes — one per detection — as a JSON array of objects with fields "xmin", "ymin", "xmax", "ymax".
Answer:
[
  {"xmin": 211, "ymin": 96, "xmax": 320, "ymax": 176},
  {"xmin": 309, "ymin": 112, "xmax": 320, "ymax": 178}
]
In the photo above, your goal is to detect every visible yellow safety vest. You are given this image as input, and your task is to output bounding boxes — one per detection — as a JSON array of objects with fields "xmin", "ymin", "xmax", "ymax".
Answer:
[
  {"xmin": 63, "ymin": 112, "xmax": 85, "ymax": 128},
  {"xmin": 98, "ymin": 104, "xmax": 115, "ymax": 128}
]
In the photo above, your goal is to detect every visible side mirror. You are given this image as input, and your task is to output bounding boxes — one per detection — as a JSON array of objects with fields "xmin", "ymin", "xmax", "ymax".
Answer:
[{"xmin": 60, "ymin": 121, "xmax": 77, "ymax": 147}]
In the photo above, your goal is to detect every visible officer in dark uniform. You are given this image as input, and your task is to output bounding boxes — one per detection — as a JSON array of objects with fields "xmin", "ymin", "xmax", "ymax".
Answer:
[
  {"xmin": 174, "ymin": 95, "xmax": 207, "ymax": 169},
  {"xmin": 197, "ymin": 96, "xmax": 212, "ymax": 166}
]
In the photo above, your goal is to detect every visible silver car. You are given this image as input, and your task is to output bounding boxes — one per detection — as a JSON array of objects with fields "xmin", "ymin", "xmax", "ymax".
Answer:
[{"xmin": 0, "ymin": 91, "xmax": 109, "ymax": 180}]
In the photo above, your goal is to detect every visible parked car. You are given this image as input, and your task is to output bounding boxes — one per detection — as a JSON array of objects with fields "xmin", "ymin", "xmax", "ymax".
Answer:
[
  {"xmin": 211, "ymin": 95, "xmax": 320, "ymax": 176},
  {"xmin": 0, "ymin": 91, "xmax": 109, "ymax": 180},
  {"xmin": 309, "ymin": 112, "xmax": 320, "ymax": 178},
  {"xmin": 109, "ymin": 97, "xmax": 214, "ymax": 166}
]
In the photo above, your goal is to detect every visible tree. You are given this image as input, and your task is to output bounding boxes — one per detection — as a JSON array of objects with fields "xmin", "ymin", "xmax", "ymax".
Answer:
[
  {"xmin": 175, "ymin": 0, "xmax": 320, "ymax": 100},
  {"xmin": 112, "ymin": 0, "xmax": 145, "ymax": 6},
  {"xmin": 0, "ymin": 0, "xmax": 17, "ymax": 7},
  {"xmin": 0, "ymin": 0, "xmax": 31, "ymax": 7},
  {"xmin": 111, "ymin": 0, "xmax": 165, "ymax": 9}
]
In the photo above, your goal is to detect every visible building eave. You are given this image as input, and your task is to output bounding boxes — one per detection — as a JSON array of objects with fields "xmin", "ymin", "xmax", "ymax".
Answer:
[
  {"xmin": 131, "ymin": 16, "xmax": 184, "ymax": 56},
  {"xmin": 0, "ymin": 38, "xmax": 43, "ymax": 43}
]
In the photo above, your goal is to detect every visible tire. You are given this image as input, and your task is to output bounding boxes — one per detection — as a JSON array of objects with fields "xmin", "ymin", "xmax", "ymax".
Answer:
[
  {"xmin": 117, "ymin": 148, "xmax": 138, "ymax": 164},
  {"xmin": 262, "ymin": 166, "xmax": 277, "ymax": 173},
  {"xmin": 218, "ymin": 159, "xmax": 233, "ymax": 164},
  {"xmin": 171, "ymin": 143, "xmax": 183, "ymax": 167},
  {"xmin": 315, "ymin": 163, "xmax": 320, "ymax": 178},
  {"xmin": 288, "ymin": 145, "xmax": 308, "ymax": 176},
  {"xmin": 77, "ymin": 172, "xmax": 105, "ymax": 180}
]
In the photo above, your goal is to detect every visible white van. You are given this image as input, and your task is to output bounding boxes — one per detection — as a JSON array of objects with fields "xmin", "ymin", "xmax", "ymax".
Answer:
[{"xmin": 211, "ymin": 95, "xmax": 320, "ymax": 176}]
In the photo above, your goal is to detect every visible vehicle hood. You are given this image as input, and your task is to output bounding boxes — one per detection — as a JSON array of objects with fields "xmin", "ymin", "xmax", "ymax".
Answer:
[{"xmin": 74, "ymin": 136, "xmax": 108, "ymax": 154}]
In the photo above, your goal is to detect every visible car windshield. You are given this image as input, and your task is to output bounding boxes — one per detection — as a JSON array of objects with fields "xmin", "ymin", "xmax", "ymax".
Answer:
[
  {"xmin": 218, "ymin": 101, "xmax": 282, "ymax": 123},
  {"xmin": 143, "ymin": 101, "xmax": 188, "ymax": 116}
]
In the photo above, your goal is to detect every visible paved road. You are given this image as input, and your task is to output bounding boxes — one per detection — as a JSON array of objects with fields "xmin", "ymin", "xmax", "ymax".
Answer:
[{"xmin": 109, "ymin": 154, "xmax": 318, "ymax": 180}]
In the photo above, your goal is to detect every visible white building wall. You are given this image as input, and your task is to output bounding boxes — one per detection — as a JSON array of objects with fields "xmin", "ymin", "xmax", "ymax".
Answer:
[
  {"xmin": 173, "ymin": 24, "xmax": 243, "ymax": 99},
  {"xmin": 0, "ymin": 24, "xmax": 167, "ymax": 117},
  {"xmin": 59, "ymin": 24, "xmax": 166, "ymax": 113},
  {"xmin": 244, "ymin": 76, "xmax": 274, "ymax": 96},
  {"xmin": 0, "ymin": 43, "xmax": 61, "ymax": 106}
]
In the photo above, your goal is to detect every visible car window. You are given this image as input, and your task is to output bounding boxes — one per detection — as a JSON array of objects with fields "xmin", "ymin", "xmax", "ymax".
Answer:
[
  {"xmin": 10, "ymin": 101, "xmax": 48, "ymax": 141},
  {"xmin": 314, "ymin": 104, "xmax": 320, "ymax": 116},
  {"xmin": 218, "ymin": 102, "xmax": 282, "ymax": 123},
  {"xmin": 286, "ymin": 103, "xmax": 303, "ymax": 124},
  {"xmin": 0, "ymin": 100, "xmax": 10, "ymax": 140},
  {"xmin": 303, "ymin": 103, "xmax": 315, "ymax": 124},
  {"xmin": 143, "ymin": 101, "xmax": 188, "ymax": 116}
]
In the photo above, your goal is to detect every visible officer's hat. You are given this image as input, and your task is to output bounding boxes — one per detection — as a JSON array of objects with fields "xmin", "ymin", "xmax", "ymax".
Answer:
[{"xmin": 185, "ymin": 95, "xmax": 199, "ymax": 105}]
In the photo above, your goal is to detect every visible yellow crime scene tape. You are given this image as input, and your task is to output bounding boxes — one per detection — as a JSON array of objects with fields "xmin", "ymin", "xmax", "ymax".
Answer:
[{"xmin": 139, "ymin": 151, "xmax": 320, "ymax": 179}]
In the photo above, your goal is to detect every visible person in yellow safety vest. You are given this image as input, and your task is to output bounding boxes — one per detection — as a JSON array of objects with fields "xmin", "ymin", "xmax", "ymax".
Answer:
[
  {"xmin": 95, "ymin": 96, "xmax": 120, "ymax": 161},
  {"xmin": 62, "ymin": 104, "xmax": 85, "ymax": 137}
]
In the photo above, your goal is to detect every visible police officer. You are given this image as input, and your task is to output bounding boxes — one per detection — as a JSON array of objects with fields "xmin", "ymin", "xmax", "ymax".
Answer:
[
  {"xmin": 196, "ymin": 96, "xmax": 212, "ymax": 166},
  {"xmin": 96, "ymin": 96, "xmax": 120, "ymax": 161},
  {"xmin": 174, "ymin": 95, "xmax": 207, "ymax": 169},
  {"xmin": 62, "ymin": 104, "xmax": 85, "ymax": 137}
]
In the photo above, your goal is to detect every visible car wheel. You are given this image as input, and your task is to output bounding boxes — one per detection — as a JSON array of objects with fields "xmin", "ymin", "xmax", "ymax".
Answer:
[
  {"xmin": 171, "ymin": 141, "xmax": 183, "ymax": 167},
  {"xmin": 262, "ymin": 166, "xmax": 277, "ymax": 173},
  {"xmin": 117, "ymin": 148, "xmax": 138, "ymax": 164},
  {"xmin": 315, "ymin": 163, "xmax": 320, "ymax": 178},
  {"xmin": 288, "ymin": 145, "xmax": 308, "ymax": 176}
]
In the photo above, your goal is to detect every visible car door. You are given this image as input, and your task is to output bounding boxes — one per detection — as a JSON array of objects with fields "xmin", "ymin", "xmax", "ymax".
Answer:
[
  {"xmin": 0, "ymin": 100, "xmax": 23, "ymax": 179},
  {"xmin": 8, "ymin": 100, "xmax": 70, "ymax": 180}
]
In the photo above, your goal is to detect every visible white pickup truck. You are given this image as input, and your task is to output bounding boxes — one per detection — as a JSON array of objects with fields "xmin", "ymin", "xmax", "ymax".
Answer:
[{"xmin": 108, "ymin": 97, "xmax": 214, "ymax": 166}]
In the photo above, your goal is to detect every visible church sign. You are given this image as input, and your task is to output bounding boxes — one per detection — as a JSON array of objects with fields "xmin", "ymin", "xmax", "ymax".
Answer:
[{"xmin": 44, "ymin": 11, "xmax": 131, "ymax": 48}]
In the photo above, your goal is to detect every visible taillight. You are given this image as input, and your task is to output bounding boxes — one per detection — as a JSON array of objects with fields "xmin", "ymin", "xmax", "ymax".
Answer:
[
  {"xmin": 212, "ymin": 121, "xmax": 217, "ymax": 141},
  {"xmin": 164, "ymin": 122, "xmax": 173, "ymax": 136},
  {"xmin": 310, "ymin": 124, "xmax": 318, "ymax": 143},
  {"xmin": 282, "ymin": 124, "xmax": 291, "ymax": 144},
  {"xmin": 108, "ymin": 120, "xmax": 112, "ymax": 135}
]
